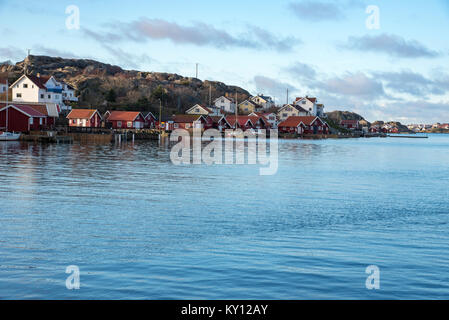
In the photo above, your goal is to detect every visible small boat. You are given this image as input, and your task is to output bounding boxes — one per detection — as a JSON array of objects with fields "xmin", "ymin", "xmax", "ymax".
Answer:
[{"xmin": 0, "ymin": 131, "xmax": 21, "ymax": 141}]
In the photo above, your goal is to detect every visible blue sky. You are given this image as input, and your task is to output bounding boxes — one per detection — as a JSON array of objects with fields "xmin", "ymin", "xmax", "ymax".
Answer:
[{"xmin": 1, "ymin": 0, "xmax": 449, "ymax": 123}]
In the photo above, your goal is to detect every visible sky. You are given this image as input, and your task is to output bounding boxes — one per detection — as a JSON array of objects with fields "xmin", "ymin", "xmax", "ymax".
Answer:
[{"xmin": 1, "ymin": 0, "xmax": 448, "ymax": 123}]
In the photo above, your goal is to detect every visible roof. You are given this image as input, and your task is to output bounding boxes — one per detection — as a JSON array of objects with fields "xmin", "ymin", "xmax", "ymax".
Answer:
[
  {"xmin": 172, "ymin": 114, "xmax": 204, "ymax": 123},
  {"xmin": 295, "ymin": 96, "xmax": 317, "ymax": 104},
  {"xmin": 278, "ymin": 104, "xmax": 308, "ymax": 114},
  {"xmin": 214, "ymin": 96, "xmax": 235, "ymax": 103},
  {"xmin": 26, "ymin": 75, "xmax": 51, "ymax": 89},
  {"xmin": 278, "ymin": 116, "xmax": 321, "ymax": 127},
  {"xmin": 145, "ymin": 112, "xmax": 157, "ymax": 120},
  {"xmin": 225, "ymin": 115, "xmax": 254, "ymax": 127},
  {"xmin": 0, "ymin": 104, "xmax": 46, "ymax": 118},
  {"xmin": 107, "ymin": 111, "xmax": 142, "ymax": 122},
  {"xmin": 67, "ymin": 109, "xmax": 99, "ymax": 120},
  {"xmin": 186, "ymin": 104, "xmax": 213, "ymax": 114}
]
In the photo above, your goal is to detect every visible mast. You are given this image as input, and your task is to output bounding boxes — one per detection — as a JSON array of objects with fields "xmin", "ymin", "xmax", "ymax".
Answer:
[
  {"xmin": 235, "ymin": 90, "xmax": 238, "ymax": 129},
  {"xmin": 5, "ymin": 78, "xmax": 8, "ymax": 132}
]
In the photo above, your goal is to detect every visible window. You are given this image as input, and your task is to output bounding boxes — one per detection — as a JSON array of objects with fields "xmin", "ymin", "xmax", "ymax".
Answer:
[
  {"xmin": 302, "ymin": 101, "xmax": 306, "ymax": 104},
  {"xmin": 16, "ymin": 93, "xmax": 22, "ymax": 98},
  {"xmin": 282, "ymin": 113, "xmax": 288, "ymax": 118},
  {"xmin": 73, "ymin": 120, "xmax": 76, "ymax": 124},
  {"xmin": 195, "ymin": 108, "xmax": 200, "ymax": 112},
  {"xmin": 127, "ymin": 121, "xmax": 133, "ymax": 128},
  {"xmin": 29, "ymin": 118, "xmax": 33, "ymax": 125},
  {"xmin": 185, "ymin": 124, "xmax": 190, "ymax": 129},
  {"xmin": 48, "ymin": 94, "xmax": 51, "ymax": 99},
  {"xmin": 39, "ymin": 118, "xmax": 43, "ymax": 125},
  {"xmin": 41, "ymin": 94, "xmax": 44, "ymax": 99},
  {"xmin": 23, "ymin": 84, "xmax": 28, "ymax": 88},
  {"xmin": 117, "ymin": 121, "xmax": 122, "ymax": 127},
  {"xmin": 174, "ymin": 123, "xmax": 179, "ymax": 129}
]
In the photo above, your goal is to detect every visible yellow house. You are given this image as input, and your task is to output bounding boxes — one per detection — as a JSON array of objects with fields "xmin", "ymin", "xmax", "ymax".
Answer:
[{"xmin": 238, "ymin": 100, "xmax": 260, "ymax": 114}]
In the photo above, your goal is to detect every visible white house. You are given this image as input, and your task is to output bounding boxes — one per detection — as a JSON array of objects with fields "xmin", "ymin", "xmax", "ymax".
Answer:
[
  {"xmin": 213, "ymin": 95, "xmax": 235, "ymax": 114},
  {"xmin": 10, "ymin": 74, "xmax": 74, "ymax": 111},
  {"xmin": 62, "ymin": 82, "xmax": 78, "ymax": 102},
  {"xmin": 293, "ymin": 96, "xmax": 325, "ymax": 117},
  {"xmin": 250, "ymin": 94, "xmax": 275, "ymax": 110}
]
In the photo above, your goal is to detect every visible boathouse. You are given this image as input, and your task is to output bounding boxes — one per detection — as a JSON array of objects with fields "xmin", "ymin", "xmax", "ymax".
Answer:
[
  {"xmin": 0, "ymin": 104, "xmax": 47, "ymax": 132},
  {"xmin": 278, "ymin": 116, "xmax": 329, "ymax": 134},
  {"xmin": 67, "ymin": 109, "xmax": 102, "ymax": 128},
  {"xmin": 107, "ymin": 111, "xmax": 145, "ymax": 129}
]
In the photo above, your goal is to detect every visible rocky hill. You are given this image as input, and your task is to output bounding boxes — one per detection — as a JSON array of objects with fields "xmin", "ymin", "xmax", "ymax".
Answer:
[
  {"xmin": 325, "ymin": 110, "xmax": 367, "ymax": 124},
  {"xmin": 0, "ymin": 55, "xmax": 251, "ymax": 116}
]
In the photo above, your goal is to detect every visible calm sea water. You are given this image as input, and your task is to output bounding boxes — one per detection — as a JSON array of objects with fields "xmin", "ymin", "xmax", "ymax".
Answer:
[{"xmin": 0, "ymin": 134, "xmax": 448, "ymax": 299}]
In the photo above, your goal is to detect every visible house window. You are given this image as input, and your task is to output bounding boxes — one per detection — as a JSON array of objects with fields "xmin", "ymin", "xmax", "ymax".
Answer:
[
  {"xmin": 302, "ymin": 101, "xmax": 306, "ymax": 104},
  {"xmin": 29, "ymin": 118, "xmax": 33, "ymax": 125},
  {"xmin": 39, "ymin": 118, "xmax": 43, "ymax": 125},
  {"xmin": 48, "ymin": 94, "xmax": 51, "ymax": 99},
  {"xmin": 174, "ymin": 123, "xmax": 179, "ymax": 129},
  {"xmin": 23, "ymin": 84, "xmax": 28, "ymax": 88},
  {"xmin": 127, "ymin": 122, "xmax": 133, "ymax": 128},
  {"xmin": 282, "ymin": 113, "xmax": 288, "ymax": 118},
  {"xmin": 16, "ymin": 93, "xmax": 22, "ymax": 98},
  {"xmin": 73, "ymin": 120, "xmax": 76, "ymax": 124},
  {"xmin": 41, "ymin": 94, "xmax": 44, "ymax": 99},
  {"xmin": 195, "ymin": 108, "xmax": 200, "ymax": 112},
  {"xmin": 117, "ymin": 121, "xmax": 122, "ymax": 127}
]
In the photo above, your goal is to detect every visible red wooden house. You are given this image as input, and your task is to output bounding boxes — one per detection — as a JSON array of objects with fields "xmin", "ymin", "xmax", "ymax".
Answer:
[
  {"xmin": 0, "ymin": 104, "xmax": 47, "ymax": 132},
  {"xmin": 144, "ymin": 112, "xmax": 158, "ymax": 129},
  {"xmin": 67, "ymin": 109, "xmax": 102, "ymax": 128},
  {"xmin": 107, "ymin": 111, "xmax": 145, "ymax": 129},
  {"xmin": 225, "ymin": 115, "xmax": 255, "ymax": 130},
  {"xmin": 278, "ymin": 116, "xmax": 329, "ymax": 134},
  {"xmin": 209, "ymin": 115, "xmax": 232, "ymax": 131},
  {"xmin": 172, "ymin": 114, "xmax": 212, "ymax": 130},
  {"xmin": 340, "ymin": 119, "xmax": 360, "ymax": 130}
]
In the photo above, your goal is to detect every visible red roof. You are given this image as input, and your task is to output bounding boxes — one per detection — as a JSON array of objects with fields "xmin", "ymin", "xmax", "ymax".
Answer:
[
  {"xmin": 0, "ymin": 103, "xmax": 46, "ymax": 118},
  {"xmin": 295, "ymin": 96, "xmax": 317, "ymax": 104},
  {"xmin": 225, "ymin": 115, "xmax": 254, "ymax": 127},
  {"xmin": 67, "ymin": 109, "xmax": 99, "ymax": 120},
  {"xmin": 26, "ymin": 75, "xmax": 51, "ymax": 89},
  {"xmin": 279, "ymin": 116, "xmax": 320, "ymax": 127},
  {"xmin": 107, "ymin": 111, "xmax": 142, "ymax": 122}
]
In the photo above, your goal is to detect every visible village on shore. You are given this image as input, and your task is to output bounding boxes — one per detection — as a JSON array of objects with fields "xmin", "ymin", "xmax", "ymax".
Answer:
[{"xmin": 1, "ymin": 73, "xmax": 447, "ymax": 142}]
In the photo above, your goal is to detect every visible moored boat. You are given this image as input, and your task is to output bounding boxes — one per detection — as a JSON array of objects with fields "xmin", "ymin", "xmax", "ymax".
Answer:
[{"xmin": 0, "ymin": 131, "xmax": 21, "ymax": 141}]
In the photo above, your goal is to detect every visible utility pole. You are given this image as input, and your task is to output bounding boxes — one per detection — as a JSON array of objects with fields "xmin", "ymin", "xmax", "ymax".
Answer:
[
  {"xmin": 159, "ymin": 98, "xmax": 162, "ymax": 129},
  {"xmin": 209, "ymin": 84, "xmax": 212, "ymax": 107}
]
